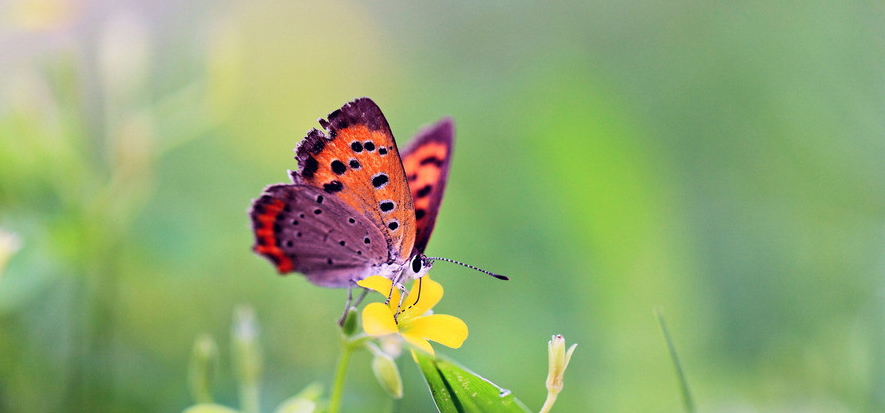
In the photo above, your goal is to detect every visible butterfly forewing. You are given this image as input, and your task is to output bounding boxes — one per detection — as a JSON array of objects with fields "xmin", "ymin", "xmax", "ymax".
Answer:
[
  {"xmin": 250, "ymin": 184, "xmax": 389, "ymax": 287},
  {"xmin": 293, "ymin": 98, "xmax": 416, "ymax": 264},
  {"xmin": 401, "ymin": 118, "xmax": 454, "ymax": 253}
]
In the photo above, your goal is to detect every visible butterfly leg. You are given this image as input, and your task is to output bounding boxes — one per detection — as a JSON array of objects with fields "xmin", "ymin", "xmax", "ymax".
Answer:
[
  {"xmin": 385, "ymin": 273, "xmax": 403, "ymax": 304},
  {"xmin": 337, "ymin": 281, "xmax": 368, "ymax": 326},
  {"xmin": 352, "ymin": 288, "xmax": 369, "ymax": 308},
  {"xmin": 391, "ymin": 283, "xmax": 409, "ymax": 322}
]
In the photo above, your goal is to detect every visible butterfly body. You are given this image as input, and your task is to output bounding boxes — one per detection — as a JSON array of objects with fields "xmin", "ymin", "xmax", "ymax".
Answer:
[{"xmin": 250, "ymin": 98, "xmax": 452, "ymax": 287}]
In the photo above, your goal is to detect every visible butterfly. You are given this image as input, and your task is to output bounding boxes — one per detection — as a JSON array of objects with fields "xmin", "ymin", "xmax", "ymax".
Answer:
[{"xmin": 250, "ymin": 98, "xmax": 505, "ymax": 289}]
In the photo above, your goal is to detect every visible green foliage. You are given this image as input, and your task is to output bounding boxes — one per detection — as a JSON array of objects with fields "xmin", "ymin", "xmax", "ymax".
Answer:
[
  {"xmin": 2, "ymin": 0, "xmax": 885, "ymax": 412},
  {"xmin": 182, "ymin": 404, "xmax": 242, "ymax": 413},
  {"xmin": 414, "ymin": 351, "xmax": 531, "ymax": 413},
  {"xmin": 182, "ymin": 311, "xmax": 324, "ymax": 413}
]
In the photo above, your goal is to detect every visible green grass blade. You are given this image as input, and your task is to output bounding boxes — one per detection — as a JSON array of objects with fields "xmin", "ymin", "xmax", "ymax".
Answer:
[{"xmin": 656, "ymin": 310, "xmax": 696, "ymax": 413}]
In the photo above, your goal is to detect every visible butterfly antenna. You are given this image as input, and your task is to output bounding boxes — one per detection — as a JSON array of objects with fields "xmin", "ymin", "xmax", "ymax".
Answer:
[{"xmin": 425, "ymin": 257, "xmax": 509, "ymax": 281}]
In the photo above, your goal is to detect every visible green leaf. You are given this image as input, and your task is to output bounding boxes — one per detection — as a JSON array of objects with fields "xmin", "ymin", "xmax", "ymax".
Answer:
[
  {"xmin": 273, "ymin": 382, "xmax": 323, "ymax": 413},
  {"xmin": 181, "ymin": 403, "xmax": 242, "ymax": 413},
  {"xmin": 413, "ymin": 351, "xmax": 532, "ymax": 413},
  {"xmin": 273, "ymin": 398, "xmax": 317, "ymax": 413}
]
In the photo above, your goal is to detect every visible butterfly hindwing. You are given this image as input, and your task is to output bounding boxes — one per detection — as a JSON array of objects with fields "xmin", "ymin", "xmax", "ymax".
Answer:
[
  {"xmin": 250, "ymin": 184, "xmax": 389, "ymax": 287},
  {"xmin": 292, "ymin": 98, "xmax": 417, "ymax": 263},
  {"xmin": 401, "ymin": 118, "xmax": 454, "ymax": 253}
]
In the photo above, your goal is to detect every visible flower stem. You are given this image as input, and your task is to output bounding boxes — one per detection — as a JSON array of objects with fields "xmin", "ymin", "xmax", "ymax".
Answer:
[
  {"xmin": 389, "ymin": 396, "xmax": 401, "ymax": 413},
  {"xmin": 240, "ymin": 382, "xmax": 260, "ymax": 413},
  {"xmin": 328, "ymin": 339, "xmax": 355, "ymax": 413},
  {"xmin": 538, "ymin": 391, "xmax": 558, "ymax": 413}
]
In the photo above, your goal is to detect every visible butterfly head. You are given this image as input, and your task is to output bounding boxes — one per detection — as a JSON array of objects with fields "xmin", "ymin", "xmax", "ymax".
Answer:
[{"xmin": 405, "ymin": 253, "xmax": 434, "ymax": 280}]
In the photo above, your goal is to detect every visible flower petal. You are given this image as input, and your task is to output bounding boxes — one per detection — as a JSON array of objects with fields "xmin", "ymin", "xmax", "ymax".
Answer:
[
  {"xmin": 404, "ymin": 314, "xmax": 468, "ymax": 349},
  {"xmin": 361, "ymin": 302, "xmax": 398, "ymax": 336},
  {"xmin": 398, "ymin": 276, "xmax": 443, "ymax": 321},
  {"xmin": 401, "ymin": 332, "xmax": 435, "ymax": 355},
  {"xmin": 357, "ymin": 275, "xmax": 393, "ymax": 295},
  {"xmin": 358, "ymin": 275, "xmax": 400, "ymax": 310}
]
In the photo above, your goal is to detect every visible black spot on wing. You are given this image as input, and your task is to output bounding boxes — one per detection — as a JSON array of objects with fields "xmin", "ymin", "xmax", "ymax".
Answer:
[
  {"xmin": 419, "ymin": 156, "xmax": 444, "ymax": 166},
  {"xmin": 372, "ymin": 173, "xmax": 389, "ymax": 188},
  {"xmin": 331, "ymin": 160, "xmax": 347, "ymax": 174},
  {"xmin": 301, "ymin": 156, "xmax": 319, "ymax": 178},
  {"xmin": 294, "ymin": 128, "xmax": 330, "ymax": 180},
  {"xmin": 323, "ymin": 180, "xmax": 343, "ymax": 193},
  {"xmin": 416, "ymin": 184, "xmax": 432, "ymax": 198}
]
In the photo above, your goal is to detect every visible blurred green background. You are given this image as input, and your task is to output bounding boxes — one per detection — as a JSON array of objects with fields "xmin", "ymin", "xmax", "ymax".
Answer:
[{"xmin": 2, "ymin": 0, "xmax": 884, "ymax": 412}]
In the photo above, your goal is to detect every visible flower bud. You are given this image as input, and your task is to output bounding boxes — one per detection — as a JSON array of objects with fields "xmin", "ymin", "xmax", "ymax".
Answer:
[
  {"xmin": 232, "ymin": 306, "xmax": 262, "ymax": 413},
  {"xmin": 188, "ymin": 334, "xmax": 219, "ymax": 403},
  {"xmin": 340, "ymin": 306, "xmax": 358, "ymax": 336},
  {"xmin": 371, "ymin": 352, "xmax": 403, "ymax": 399},
  {"xmin": 0, "ymin": 230, "xmax": 21, "ymax": 279},
  {"xmin": 232, "ymin": 305, "xmax": 262, "ymax": 385},
  {"xmin": 546, "ymin": 334, "xmax": 576, "ymax": 394}
]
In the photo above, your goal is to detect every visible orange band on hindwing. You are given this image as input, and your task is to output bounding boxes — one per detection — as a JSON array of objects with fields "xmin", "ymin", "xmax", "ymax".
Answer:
[
  {"xmin": 400, "ymin": 118, "xmax": 454, "ymax": 253},
  {"xmin": 403, "ymin": 141, "xmax": 448, "ymax": 223},
  {"xmin": 251, "ymin": 197, "xmax": 295, "ymax": 273}
]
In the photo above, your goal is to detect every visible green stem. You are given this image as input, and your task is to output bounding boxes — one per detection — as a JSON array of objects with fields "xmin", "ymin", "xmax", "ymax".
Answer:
[
  {"xmin": 327, "ymin": 339, "xmax": 355, "ymax": 413},
  {"xmin": 388, "ymin": 396, "xmax": 401, "ymax": 413},
  {"xmin": 240, "ymin": 382, "xmax": 260, "ymax": 413}
]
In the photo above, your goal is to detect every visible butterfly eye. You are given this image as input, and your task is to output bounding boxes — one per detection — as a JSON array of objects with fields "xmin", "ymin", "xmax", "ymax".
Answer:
[{"xmin": 411, "ymin": 255, "xmax": 422, "ymax": 273}]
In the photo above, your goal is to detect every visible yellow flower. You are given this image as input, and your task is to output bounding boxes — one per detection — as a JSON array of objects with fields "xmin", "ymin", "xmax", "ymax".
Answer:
[{"xmin": 357, "ymin": 275, "xmax": 467, "ymax": 355}]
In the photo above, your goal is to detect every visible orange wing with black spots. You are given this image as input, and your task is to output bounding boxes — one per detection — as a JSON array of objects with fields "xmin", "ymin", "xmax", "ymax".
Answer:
[
  {"xmin": 292, "ymin": 98, "xmax": 416, "ymax": 262},
  {"xmin": 401, "ymin": 118, "xmax": 454, "ymax": 253}
]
